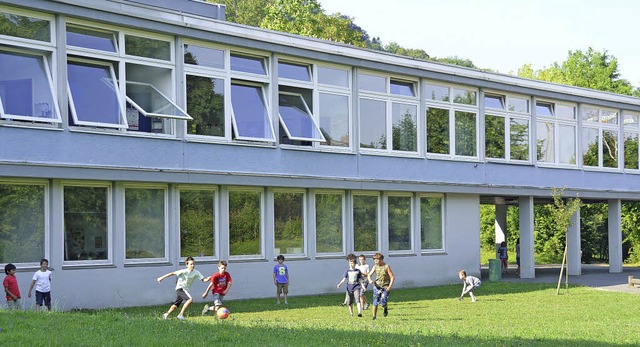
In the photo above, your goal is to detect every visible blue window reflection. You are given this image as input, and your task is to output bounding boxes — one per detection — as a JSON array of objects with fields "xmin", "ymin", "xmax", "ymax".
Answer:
[
  {"xmin": 390, "ymin": 80, "xmax": 415, "ymax": 97},
  {"xmin": 278, "ymin": 62, "xmax": 311, "ymax": 81},
  {"xmin": 68, "ymin": 62, "xmax": 122, "ymax": 126},
  {"xmin": 230, "ymin": 83, "xmax": 274, "ymax": 141},
  {"xmin": 230, "ymin": 54, "xmax": 266, "ymax": 75},
  {"xmin": 279, "ymin": 93, "xmax": 324, "ymax": 141},
  {"xmin": 67, "ymin": 26, "xmax": 116, "ymax": 52}
]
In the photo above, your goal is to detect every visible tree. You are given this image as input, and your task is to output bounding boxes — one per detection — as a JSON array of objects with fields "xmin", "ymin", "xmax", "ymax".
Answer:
[{"xmin": 547, "ymin": 188, "xmax": 581, "ymax": 294}]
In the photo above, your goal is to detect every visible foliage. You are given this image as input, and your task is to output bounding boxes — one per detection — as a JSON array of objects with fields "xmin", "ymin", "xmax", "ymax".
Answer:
[
  {"xmin": 0, "ymin": 184, "xmax": 45, "ymax": 263},
  {"xmin": 185, "ymin": 75, "xmax": 225, "ymax": 136},
  {"xmin": 274, "ymin": 192, "xmax": 304, "ymax": 254},
  {"xmin": 3, "ymin": 284, "xmax": 640, "ymax": 346},
  {"xmin": 229, "ymin": 190, "xmax": 261, "ymax": 255},
  {"xmin": 315, "ymin": 193, "xmax": 343, "ymax": 253},
  {"xmin": 352, "ymin": 195, "xmax": 377, "ymax": 252},
  {"xmin": 0, "ymin": 12, "xmax": 50, "ymax": 41},
  {"xmin": 180, "ymin": 190, "xmax": 215, "ymax": 257}
]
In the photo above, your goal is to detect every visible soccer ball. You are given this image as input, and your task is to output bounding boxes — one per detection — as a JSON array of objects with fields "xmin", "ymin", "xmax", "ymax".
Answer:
[{"xmin": 216, "ymin": 307, "xmax": 230, "ymax": 319}]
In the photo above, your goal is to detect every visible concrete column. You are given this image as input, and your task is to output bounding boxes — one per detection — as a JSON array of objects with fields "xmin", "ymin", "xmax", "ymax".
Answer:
[
  {"xmin": 494, "ymin": 204, "xmax": 507, "ymax": 250},
  {"xmin": 608, "ymin": 199, "xmax": 623, "ymax": 273},
  {"xmin": 567, "ymin": 209, "xmax": 581, "ymax": 276},
  {"xmin": 519, "ymin": 196, "xmax": 535, "ymax": 278}
]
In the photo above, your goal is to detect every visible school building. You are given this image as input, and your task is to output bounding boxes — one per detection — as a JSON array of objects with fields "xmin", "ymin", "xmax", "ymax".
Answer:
[{"xmin": 1, "ymin": 0, "xmax": 638, "ymax": 310}]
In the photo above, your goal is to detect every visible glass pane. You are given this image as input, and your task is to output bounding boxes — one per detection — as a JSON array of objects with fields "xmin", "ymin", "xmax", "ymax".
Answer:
[
  {"xmin": 601, "ymin": 110, "xmax": 618, "ymax": 125},
  {"xmin": 279, "ymin": 62, "xmax": 311, "ymax": 81},
  {"xmin": 510, "ymin": 118, "xmax": 529, "ymax": 161},
  {"xmin": 279, "ymin": 93, "xmax": 324, "ymax": 141},
  {"xmin": 426, "ymin": 107, "xmax": 450, "ymax": 154},
  {"xmin": 582, "ymin": 107, "xmax": 599, "ymax": 123},
  {"xmin": 390, "ymin": 80, "xmax": 415, "ymax": 97},
  {"xmin": 485, "ymin": 115, "xmax": 505, "ymax": 159},
  {"xmin": 319, "ymin": 93, "xmax": 349, "ymax": 147},
  {"xmin": 124, "ymin": 35, "xmax": 171, "ymax": 61},
  {"xmin": 230, "ymin": 83, "xmax": 274, "ymax": 141},
  {"xmin": 274, "ymin": 192, "xmax": 304, "ymax": 255},
  {"xmin": 315, "ymin": 193, "xmax": 343, "ymax": 253},
  {"xmin": 392, "ymin": 102, "xmax": 417, "ymax": 152},
  {"xmin": 556, "ymin": 104, "xmax": 575, "ymax": 120},
  {"xmin": 0, "ymin": 11, "xmax": 50, "ymax": 41},
  {"xmin": 536, "ymin": 102, "xmax": 553, "ymax": 117},
  {"xmin": 624, "ymin": 113, "xmax": 640, "ymax": 128},
  {"xmin": 317, "ymin": 66, "xmax": 348, "ymax": 87},
  {"xmin": 624, "ymin": 132, "xmax": 639, "ymax": 170},
  {"xmin": 126, "ymin": 82, "xmax": 191, "ymax": 119},
  {"xmin": 125, "ymin": 188, "xmax": 165, "ymax": 259},
  {"xmin": 68, "ymin": 61, "xmax": 122, "ymax": 126},
  {"xmin": 353, "ymin": 195, "xmax": 378, "ymax": 253},
  {"xmin": 67, "ymin": 26, "xmax": 116, "ymax": 52},
  {"xmin": 186, "ymin": 75, "xmax": 225, "ymax": 136},
  {"xmin": 582, "ymin": 127, "xmax": 599, "ymax": 167},
  {"xmin": 536, "ymin": 121, "xmax": 554, "ymax": 162},
  {"xmin": 388, "ymin": 196, "xmax": 411, "ymax": 251},
  {"xmin": 455, "ymin": 111, "xmax": 477, "ymax": 156},
  {"xmin": 230, "ymin": 54, "xmax": 266, "ymax": 75},
  {"xmin": 0, "ymin": 184, "xmax": 45, "ymax": 263},
  {"xmin": 425, "ymin": 84, "xmax": 449, "ymax": 102},
  {"xmin": 421, "ymin": 196, "xmax": 442, "ymax": 250},
  {"xmin": 558, "ymin": 125, "xmax": 576, "ymax": 165},
  {"xmin": 508, "ymin": 96, "xmax": 529, "ymax": 113},
  {"xmin": 603, "ymin": 130, "xmax": 618, "ymax": 168},
  {"xmin": 184, "ymin": 44, "xmax": 224, "ymax": 69},
  {"xmin": 484, "ymin": 94, "xmax": 504, "ymax": 109},
  {"xmin": 358, "ymin": 74, "xmax": 385, "ymax": 93},
  {"xmin": 0, "ymin": 51, "xmax": 58, "ymax": 121},
  {"xmin": 452, "ymin": 88, "xmax": 476, "ymax": 105},
  {"xmin": 359, "ymin": 98, "xmax": 386, "ymax": 149},
  {"xmin": 229, "ymin": 190, "xmax": 261, "ymax": 256},
  {"xmin": 180, "ymin": 190, "xmax": 215, "ymax": 258},
  {"xmin": 64, "ymin": 186, "xmax": 108, "ymax": 261}
]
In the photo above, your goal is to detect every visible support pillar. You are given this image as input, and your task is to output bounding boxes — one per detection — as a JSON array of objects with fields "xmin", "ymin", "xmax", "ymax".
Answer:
[
  {"xmin": 494, "ymin": 204, "xmax": 507, "ymax": 251},
  {"xmin": 519, "ymin": 196, "xmax": 535, "ymax": 278},
  {"xmin": 567, "ymin": 209, "xmax": 581, "ymax": 276},
  {"xmin": 608, "ymin": 199, "xmax": 623, "ymax": 273}
]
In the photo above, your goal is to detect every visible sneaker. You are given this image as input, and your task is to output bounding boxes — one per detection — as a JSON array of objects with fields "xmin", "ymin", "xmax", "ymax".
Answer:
[
  {"xmin": 284, "ymin": 301, "xmax": 288, "ymax": 305},
  {"xmin": 471, "ymin": 298, "xmax": 477, "ymax": 302},
  {"xmin": 383, "ymin": 306, "xmax": 388, "ymax": 317},
  {"xmin": 162, "ymin": 313, "xmax": 168, "ymax": 320},
  {"xmin": 358, "ymin": 313, "xmax": 362, "ymax": 317},
  {"xmin": 202, "ymin": 304, "xmax": 209, "ymax": 316},
  {"xmin": 177, "ymin": 315, "xmax": 186, "ymax": 321},
  {"xmin": 277, "ymin": 301, "xmax": 281, "ymax": 305},
  {"xmin": 372, "ymin": 316, "xmax": 376, "ymax": 320},
  {"xmin": 364, "ymin": 303, "xmax": 369, "ymax": 310}
]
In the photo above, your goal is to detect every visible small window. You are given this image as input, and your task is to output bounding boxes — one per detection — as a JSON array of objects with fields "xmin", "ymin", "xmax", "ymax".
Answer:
[
  {"xmin": 508, "ymin": 97, "xmax": 529, "ymax": 113},
  {"xmin": 452, "ymin": 88, "xmax": 476, "ymax": 105},
  {"xmin": 0, "ymin": 11, "xmax": 50, "ymax": 42},
  {"xmin": 184, "ymin": 44, "xmax": 224, "ymax": 69},
  {"xmin": 624, "ymin": 113, "xmax": 640, "ymax": 128},
  {"xmin": 390, "ymin": 80, "xmax": 415, "ymax": 97},
  {"xmin": 484, "ymin": 94, "xmax": 504, "ymax": 109},
  {"xmin": 231, "ymin": 53, "xmax": 266, "ymax": 75},
  {"xmin": 582, "ymin": 107, "xmax": 599, "ymax": 123},
  {"xmin": 536, "ymin": 102, "xmax": 554, "ymax": 117},
  {"xmin": 125, "ymin": 82, "xmax": 192, "ymax": 120},
  {"xmin": 68, "ymin": 60, "xmax": 125, "ymax": 128},
  {"xmin": 317, "ymin": 66, "xmax": 348, "ymax": 88},
  {"xmin": 230, "ymin": 82, "xmax": 275, "ymax": 141},
  {"xmin": 279, "ymin": 61, "xmax": 311, "ymax": 82},
  {"xmin": 67, "ymin": 25, "xmax": 117, "ymax": 52},
  {"xmin": 358, "ymin": 73, "xmax": 386, "ymax": 93},
  {"xmin": 278, "ymin": 92, "xmax": 325, "ymax": 142},
  {"xmin": 425, "ymin": 84, "xmax": 449, "ymax": 102},
  {"xmin": 125, "ymin": 34, "xmax": 171, "ymax": 61},
  {"xmin": 556, "ymin": 104, "xmax": 575, "ymax": 120},
  {"xmin": 601, "ymin": 110, "xmax": 618, "ymax": 124}
]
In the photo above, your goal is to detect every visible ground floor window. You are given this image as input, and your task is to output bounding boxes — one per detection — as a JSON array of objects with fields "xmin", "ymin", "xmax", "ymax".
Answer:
[
  {"xmin": 0, "ymin": 182, "xmax": 46, "ymax": 264},
  {"xmin": 180, "ymin": 188, "xmax": 216, "ymax": 258},
  {"xmin": 229, "ymin": 189, "xmax": 262, "ymax": 257},
  {"xmin": 63, "ymin": 184, "xmax": 109, "ymax": 262},
  {"xmin": 315, "ymin": 192, "xmax": 344, "ymax": 254},
  {"xmin": 125, "ymin": 186, "xmax": 166, "ymax": 260}
]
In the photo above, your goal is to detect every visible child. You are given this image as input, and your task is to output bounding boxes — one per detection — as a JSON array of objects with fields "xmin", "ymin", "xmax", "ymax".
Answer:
[
  {"xmin": 273, "ymin": 254, "xmax": 289, "ymax": 304},
  {"xmin": 498, "ymin": 241, "xmax": 508, "ymax": 274},
  {"xmin": 516, "ymin": 238, "xmax": 521, "ymax": 277},
  {"xmin": 27, "ymin": 258, "xmax": 52, "ymax": 311},
  {"xmin": 3, "ymin": 263, "xmax": 21, "ymax": 310},
  {"xmin": 367, "ymin": 252, "xmax": 395, "ymax": 320},
  {"xmin": 157, "ymin": 256, "xmax": 208, "ymax": 320},
  {"xmin": 356, "ymin": 254, "xmax": 370, "ymax": 310},
  {"xmin": 336, "ymin": 254, "xmax": 363, "ymax": 317},
  {"xmin": 202, "ymin": 260, "xmax": 232, "ymax": 316},
  {"xmin": 458, "ymin": 270, "xmax": 481, "ymax": 302}
]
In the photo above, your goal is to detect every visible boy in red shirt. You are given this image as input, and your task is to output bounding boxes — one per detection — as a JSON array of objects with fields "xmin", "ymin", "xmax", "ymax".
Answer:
[
  {"xmin": 201, "ymin": 260, "xmax": 232, "ymax": 316},
  {"xmin": 4, "ymin": 263, "xmax": 21, "ymax": 310}
]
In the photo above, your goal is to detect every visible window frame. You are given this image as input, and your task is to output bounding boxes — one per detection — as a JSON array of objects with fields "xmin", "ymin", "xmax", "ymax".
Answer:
[
  {"xmin": 123, "ymin": 183, "xmax": 169, "ymax": 264},
  {"xmin": 483, "ymin": 91, "xmax": 531, "ymax": 163},
  {"xmin": 535, "ymin": 99, "xmax": 578, "ymax": 167},
  {"xmin": 351, "ymin": 191, "xmax": 381, "ymax": 254},
  {"xmin": 0, "ymin": 6, "xmax": 54, "ymax": 45},
  {"xmin": 228, "ymin": 186, "xmax": 265, "ymax": 260},
  {"xmin": 178, "ymin": 185, "xmax": 219, "ymax": 261},
  {"xmin": 580, "ymin": 104, "xmax": 621, "ymax": 170},
  {"xmin": 419, "ymin": 193, "xmax": 445, "ymax": 253},
  {"xmin": 314, "ymin": 189, "xmax": 346, "ymax": 256},
  {"xmin": 278, "ymin": 91, "xmax": 326, "ymax": 142},
  {"xmin": 623, "ymin": 110, "xmax": 640, "ymax": 171},
  {"xmin": 386, "ymin": 192, "xmax": 414, "ymax": 254},
  {"xmin": 272, "ymin": 188, "xmax": 307, "ymax": 257}
]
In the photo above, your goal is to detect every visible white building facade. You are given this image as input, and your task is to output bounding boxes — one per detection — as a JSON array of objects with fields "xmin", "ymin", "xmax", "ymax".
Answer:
[{"xmin": 0, "ymin": 0, "xmax": 638, "ymax": 309}]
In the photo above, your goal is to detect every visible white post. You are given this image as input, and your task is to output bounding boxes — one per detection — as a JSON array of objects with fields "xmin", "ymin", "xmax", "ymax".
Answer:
[
  {"xmin": 608, "ymin": 199, "xmax": 623, "ymax": 273},
  {"xmin": 495, "ymin": 204, "xmax": 507, "ymax": 251},
  {"xmin": 567, "ymin": 208, "xmax": 581, "ymax": 276},
  {"xmin": 519, "ymin": 196, "xmax": 535, "ymax": 278}
]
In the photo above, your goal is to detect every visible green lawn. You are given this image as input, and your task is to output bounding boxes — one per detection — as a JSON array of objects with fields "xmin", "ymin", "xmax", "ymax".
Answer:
[{"xmin": 1, "ymin": 283, "xmax": 638, "ymax": 346}]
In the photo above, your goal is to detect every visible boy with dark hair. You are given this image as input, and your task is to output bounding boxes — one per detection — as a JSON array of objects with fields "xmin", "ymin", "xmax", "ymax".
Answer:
[
  {"xmin": 28, "ymin": 258, "xmax": 52, "ymax": 311},
  {"xmin": 4, "ymin": 263, "xmax": 21, "ymax": 310},
  {"xmin": 157, "ymin": 256, "xmax": 208, "ymax": 320},
  {"xmin": 273, "ymin": 254, "xmax": 289, "ymax": 304},
  {"xmin": 336, "ymin": 254, "xmax": 364, "ymax": 317},
  {"xmin": 202, "ymin": 260, "xmax": 232, "ymax": 316},
  {"xmin": 367, "ymin": 252, "xmax": 395, "ymax": 320}
]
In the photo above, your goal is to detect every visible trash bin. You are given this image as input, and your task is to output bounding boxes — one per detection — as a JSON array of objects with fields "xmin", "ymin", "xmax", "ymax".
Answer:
[{"xmin": 488, "ymin": 259, "xmax": 502, "ymax": 281}]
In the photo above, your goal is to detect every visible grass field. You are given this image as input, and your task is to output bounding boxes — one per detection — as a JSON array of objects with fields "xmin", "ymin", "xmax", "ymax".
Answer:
[{"xmin": 1, "ymin": 282, "xmax": 638, "ymax": 346}]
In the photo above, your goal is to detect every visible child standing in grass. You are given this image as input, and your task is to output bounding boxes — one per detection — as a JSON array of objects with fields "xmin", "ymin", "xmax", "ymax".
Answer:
[
  {"xmin": 157, "ymin": 256, "xmax": 208, "ymax": 320},
  {"xmin": 336, "ymin": 254, "xmax": 364, "ymax": 317},
  {"xmin": 273, "ymin": 255, "xmax": 289, "ymax": 304},
  {"xmin": 202, "ymin": 260, "xmax": 232, "ymax": 316},
  {"xmin": 3, "ymin": 263, "xmax": 21, "ymax": 310},
  {"xmin": 458, "ymin": 270, "xmax": 481, "ymax": 302},
  {"xmin": 367, "ymin": 252, "xmax": 395, "ymax": 320},
  {"xmin": 356, "ymin": 254, "xmax": 370, "ymax": 310},
  {"xmin": 27, "ymin": 258, "xmax": 52, "ymax": 312},
  {"xmin": 498, "ymin": 241, "xmax": 508, "ymax": 274}
]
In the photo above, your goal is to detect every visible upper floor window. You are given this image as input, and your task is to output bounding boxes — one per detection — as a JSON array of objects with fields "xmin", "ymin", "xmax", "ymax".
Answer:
[
  {"xmin": 536, "ymin": 100, "xmax": 577, "ymax": 166},
  {"xmin": 0, "ymin": 9, "xmax": 51, "ymax": 42},
  {"xmin": 484, "ymin": 92, "xmax": 530, "ymax": 162},
  {"xmin": 425, "ymin": 82, "xmax": 478, "ymax": 158},
  {"xmin": 623, "ymin": 111, "xmax": 640, "ymax": 170},
  {"xmin": 231, "ymin": 53, "xmax": 267, "ymax": 75},
  {"xmin": 581, "ymin": 105, "xmax": 619, "ymax": 169},
  {"xmin": 124, "ymin": 34, "xmax": 171, "ymax": 61},
  {"xmin": 67, "ymin": 25, "xmax": 117, "ymax": 53}
]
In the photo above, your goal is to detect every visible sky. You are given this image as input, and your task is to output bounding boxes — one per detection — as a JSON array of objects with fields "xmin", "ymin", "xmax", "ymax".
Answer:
[{"xmin": 318, "ymin": 0, "xmax": 640, "ymax": 87}]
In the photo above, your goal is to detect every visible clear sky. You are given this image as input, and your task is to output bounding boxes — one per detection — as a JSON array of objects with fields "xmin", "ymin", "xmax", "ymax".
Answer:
[{"xmin": 318, "ymin": 0, "xmax": 640, "ymax": 87}]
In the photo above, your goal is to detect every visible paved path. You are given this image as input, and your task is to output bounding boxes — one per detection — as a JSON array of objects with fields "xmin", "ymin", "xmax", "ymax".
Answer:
[{"xmin": 481, "ymin": 264, "xmax": 640, "ymax": 294}]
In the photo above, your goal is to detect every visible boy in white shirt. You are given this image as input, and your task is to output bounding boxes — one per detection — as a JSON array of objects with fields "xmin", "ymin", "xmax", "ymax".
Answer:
[{"xmin": 28, "ymin": 258, "xmax": 52, "ymax": 312}]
